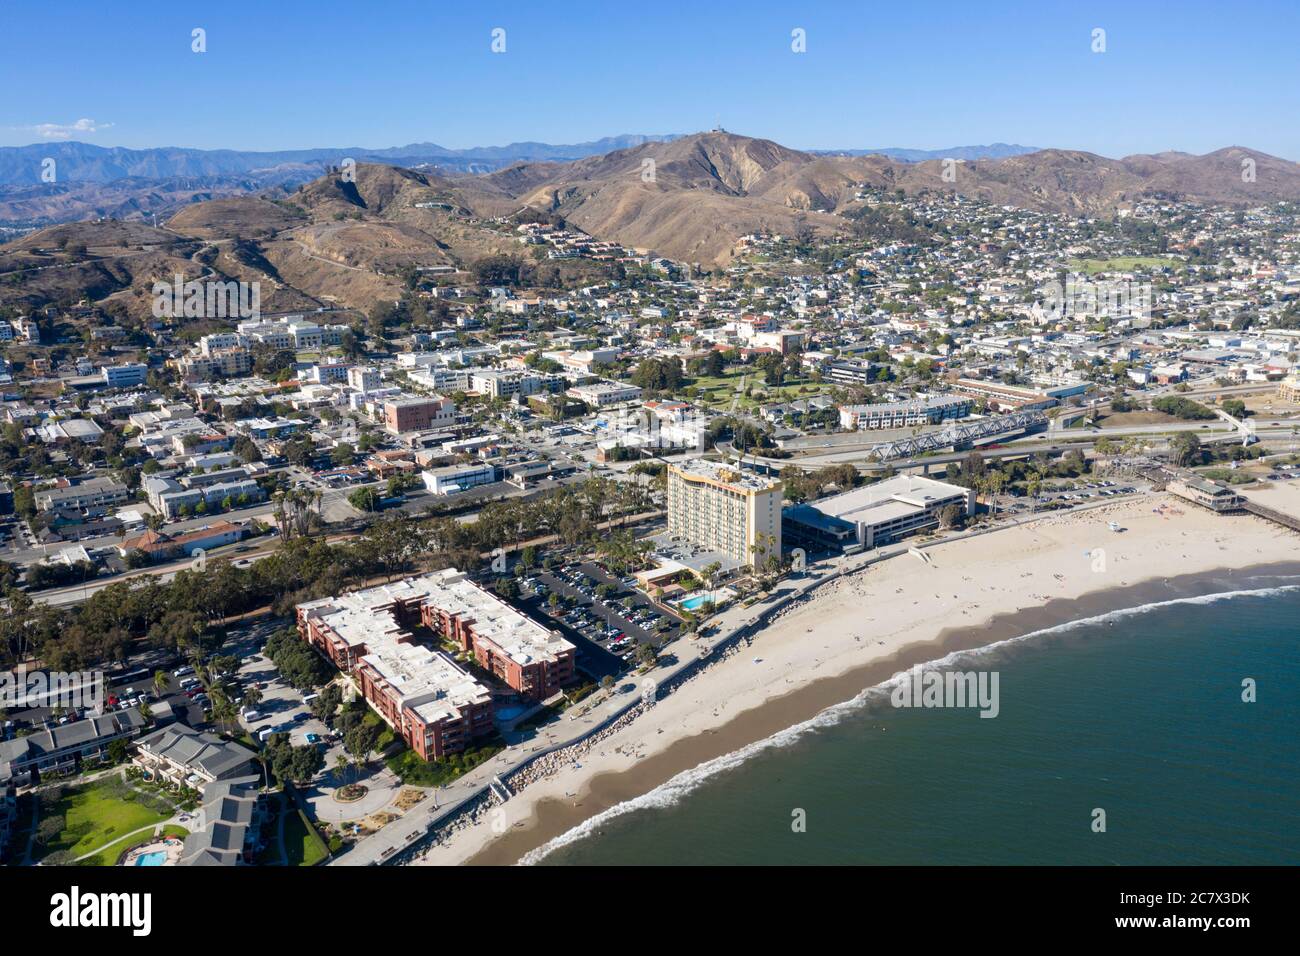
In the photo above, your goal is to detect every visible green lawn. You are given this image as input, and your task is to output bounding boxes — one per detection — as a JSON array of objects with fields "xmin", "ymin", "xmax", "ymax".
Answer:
[
  {"xmin": 79, "ymin": 824, "xmax": 190, "ymax": 867},
  {"xmin": 283, "ymin": 808, "xmax": 329, "ymax": 866},
  {"xmin": 386, "ymin": 740, "xmax": 504, "ymax": 788},
  {"xmin": 1066, "ymin": 256, "xmax": 1181, "ymax": 274},
  {"xmin": 685, "ymin": 369, "xmax": 835, "ymax": 411},
  {"xmin": 34, "ymin": 777, "xmax": 175, "ymax": 863}
]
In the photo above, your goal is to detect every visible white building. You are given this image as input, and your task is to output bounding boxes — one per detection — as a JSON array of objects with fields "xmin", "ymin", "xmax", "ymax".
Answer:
[
  {"xmin": 567, "ymin": 381, "xmax": 643, "ymax": 407},
  {"xmin": 421, "ymin": 462, "xmax": 497, "ymax": 495},
  {"xmin": 786, "ymin": 475, "xmax": 972, "ymax": 550},
  {"xmin": 101, "ymin": 363, "xmax": 148, "ymax": 388}
]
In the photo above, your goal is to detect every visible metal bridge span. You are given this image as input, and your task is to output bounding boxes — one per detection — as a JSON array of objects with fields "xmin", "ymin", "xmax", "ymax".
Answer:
[{"xmin": 866, "ymin": 410, "xmax": 1049, "ymax": 462}]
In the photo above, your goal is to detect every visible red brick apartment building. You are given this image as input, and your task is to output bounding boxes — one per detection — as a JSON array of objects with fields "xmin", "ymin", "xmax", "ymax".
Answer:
[{"xmin": 296, "ymin": 570, "xmax": 575, "ymax": 759}]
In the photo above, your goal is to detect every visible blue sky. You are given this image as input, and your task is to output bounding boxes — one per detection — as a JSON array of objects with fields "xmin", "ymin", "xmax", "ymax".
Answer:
[{"xmin": 3, "ymin": 0, "xmax": 1298, "ymax": 158}]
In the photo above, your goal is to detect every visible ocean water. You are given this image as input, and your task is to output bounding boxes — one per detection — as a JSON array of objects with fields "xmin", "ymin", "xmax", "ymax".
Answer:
[{"xmin": 535, "ymin": 585, "xmax": 1300, "ymax": 865}]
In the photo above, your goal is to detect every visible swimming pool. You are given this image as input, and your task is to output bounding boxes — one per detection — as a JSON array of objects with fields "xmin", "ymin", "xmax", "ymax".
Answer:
[
  {"xmin": 677, "ymin": 595, "xmax": 711, "ymax": 611},
  {"xmin": 134, "ymin": 851, "xmax": 167, "ymax": 867}
]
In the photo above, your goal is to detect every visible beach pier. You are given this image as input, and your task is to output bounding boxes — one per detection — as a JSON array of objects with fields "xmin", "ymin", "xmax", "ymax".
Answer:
[{"xmin": 1242, "ymin": 499, "xmax": 1300, "ymax": 533}]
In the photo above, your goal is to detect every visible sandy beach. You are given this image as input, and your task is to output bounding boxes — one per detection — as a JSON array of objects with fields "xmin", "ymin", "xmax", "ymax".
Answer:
[{"xmin": 408, "ymin": 495, "xmax": 1298, "ymax": 866}]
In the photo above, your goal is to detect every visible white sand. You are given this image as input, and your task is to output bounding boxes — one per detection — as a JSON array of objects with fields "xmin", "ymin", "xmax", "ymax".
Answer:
[{"xmin": 414, "ymin": 496, "xmax": 1296, "ymax": 865}]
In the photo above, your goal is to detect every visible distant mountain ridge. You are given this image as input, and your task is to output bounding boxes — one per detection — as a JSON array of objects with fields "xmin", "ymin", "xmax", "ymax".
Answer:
[
  {"xmin": 0, "ymin": 136, "xmax": 687, "ymax": 185},
  {"xmin": 5, "ymin": 132, "xmax": 1300, "ymax": 259},
  {"xmin": 811, "ymin": 143, "xmax": 1040, "ymax": 162},
  {"xmin": 0, "ymin": 139, "xmax": 1041, "ymax": 186}
]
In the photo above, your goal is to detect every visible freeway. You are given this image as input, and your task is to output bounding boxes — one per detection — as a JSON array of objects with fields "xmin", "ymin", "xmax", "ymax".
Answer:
[{"xmin": 748, "ymin": 416, "xmax": 1300, "ymax": 473}]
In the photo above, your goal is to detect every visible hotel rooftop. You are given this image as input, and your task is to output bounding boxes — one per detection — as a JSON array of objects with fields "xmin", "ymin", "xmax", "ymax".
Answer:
[{"xmin": 671, "ymin": 457, "xmax": 783, "ymax": 492}]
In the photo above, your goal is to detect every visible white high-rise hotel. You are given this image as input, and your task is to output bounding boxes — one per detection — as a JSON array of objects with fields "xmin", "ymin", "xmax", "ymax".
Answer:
[{"xmin": 666, "ymin": 459, "xmax": 783, "ymax": 567}]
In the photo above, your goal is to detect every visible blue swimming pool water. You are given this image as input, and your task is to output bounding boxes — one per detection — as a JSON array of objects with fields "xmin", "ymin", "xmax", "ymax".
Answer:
[
  {"xmin": 134, "ymin": 850, "xmax": 167, "ymax": 866},
  {"xmin": 678, "ymin": 595, "xmax": 711, "ymax": 611}
]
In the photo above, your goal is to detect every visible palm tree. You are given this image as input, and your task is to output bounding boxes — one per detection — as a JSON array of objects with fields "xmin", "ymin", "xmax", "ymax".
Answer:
[
  {"xmin": 985, "ymin": 471, "xmax": 1007, "ymax": 517},
  {"xmin": 210, "ymin": 692, "xmax": 238, "ymax": 734},
  {"xmin": 152, "ymin": 670, "xmax": 169, "ymax": 698}
]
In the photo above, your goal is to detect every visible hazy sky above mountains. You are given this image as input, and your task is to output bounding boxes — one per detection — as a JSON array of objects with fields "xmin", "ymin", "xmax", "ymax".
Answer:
[{"xmin": 4, "ymin": 0, "xmax": 1299, "ymax": 159}]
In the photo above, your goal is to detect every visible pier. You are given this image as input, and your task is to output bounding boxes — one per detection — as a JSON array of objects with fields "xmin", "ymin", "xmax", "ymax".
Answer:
[{"xmin": 1242, "ymin": 499, "xmax": 1300, "ymax": 533}]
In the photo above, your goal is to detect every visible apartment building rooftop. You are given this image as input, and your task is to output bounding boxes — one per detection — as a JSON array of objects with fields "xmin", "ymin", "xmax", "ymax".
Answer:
[
  {"xmin": 298, "ymin": 583, "xmax": 489, "ymax": 726},
  {"xmin": 299, "ymin": 570, "xmax": 571, "ymax": 723},
  {"xmin": 406, "ymin": 569, "xmax": 571, "ymax": 667}
]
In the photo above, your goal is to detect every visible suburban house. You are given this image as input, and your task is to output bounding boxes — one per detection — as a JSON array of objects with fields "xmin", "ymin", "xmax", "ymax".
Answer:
[
  {"xmin": 133, "ymin": 724, "xmax": 256, "ymax": 788},
  {"xmin": 177, "ymin": 774, "xmax": 265, "ymax": 866}
]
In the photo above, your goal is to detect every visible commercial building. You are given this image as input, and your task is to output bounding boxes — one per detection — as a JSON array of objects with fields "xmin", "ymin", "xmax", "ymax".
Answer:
[
  {"xmin": 1167, "ymin": 478, "xmax": 1245, "ymax": 513},
  {"xmin": 566, "ymin": 380, "xmax": 643, "ymax": 407},
  {"xmin": 1278, "ymin": 372, "xmax": 1300, "ymax": 403},
  {"xmin": 348, "ymin": 366, "xmax": 381, "ymax": 392},
  {"xmin": 297, "ymin": 571, "xmax": 576, "ymax": 760},
  {"xmin": 118, "ymin": 520, "xmax": 243, "ymax": 562},
  {"xmin": 784, "ymin": 475, "xmax": 972, "ymax": 551},
  {"xmin": 420, "ymin": 461, "xmax": 497, "ymax": 495},
  {"xmin": 176, "ymin": 348, "xmax": 253, "ymax": 382},
  {"xmin": 383, "ymin": 396, "xmax": 456, "ymax": 434},
  {"xmin": 666, "ymin": 459, "xmax": 783, "ymax": 567},
  {"xmin": 144, "ymin": 476, "xmax": 264, "ymax": 519},
  {"xmin": 950, "ymin": 378, "xmax": 1057, "ymax": 412},
  {"xmin": 236, "ymin": 317, "xmax": 345, "ymax": 351},
  {"xmin": 823, "ymin": 358, "xmax": 887, "ymax": 386},
  {"xmin": 35, "ymin": 418, "xmax": 105, "ymax": 444},
  {"xmin": 839, "ymin": 394, "xmax": 972, "ymax": 430},
  {"xmin": 469, "ymin": 368, "xmax": 561, "ymax": 400}
]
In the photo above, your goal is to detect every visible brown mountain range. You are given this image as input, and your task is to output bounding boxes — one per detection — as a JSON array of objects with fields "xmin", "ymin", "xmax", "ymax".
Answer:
[
  {"xmin": 446, "ymin": 133, "xmax": 1300, "ymax": 263},
  {"xmin": 3, "ymin": 132, "xmax": 1299, "ymax": 318}
]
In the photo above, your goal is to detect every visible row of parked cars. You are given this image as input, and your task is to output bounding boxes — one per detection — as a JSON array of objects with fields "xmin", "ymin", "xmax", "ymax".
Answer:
[
  {"xmin": 534, "ymin": 564, "xmax": 674, "ymax": 658},
  {"xmin": 1052, "ymin": 481, "xmax": 1136, "ymax": 501}
]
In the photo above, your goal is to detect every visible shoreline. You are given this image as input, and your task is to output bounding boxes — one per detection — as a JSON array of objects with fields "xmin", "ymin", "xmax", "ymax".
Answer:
[{"xmin": 404, "ymin": 497, "xmax": 1299, "ymax": 866}]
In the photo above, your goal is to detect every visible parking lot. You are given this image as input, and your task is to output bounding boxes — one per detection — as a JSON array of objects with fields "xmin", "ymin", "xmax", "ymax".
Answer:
[
  {"xmin": 225, "ymin": 625, "xmax": 402, "ymax": 823},
  {"xmin": 1003, "ymin": 480, "xmax": 1140, "ymax": 513},
  {"xmin": 513, "ymin": 558, "xmax": 682, "ymax": 681},
  {"xmin": 235, "ymin": 655, "xmax": 334, "ymax": 749}
]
